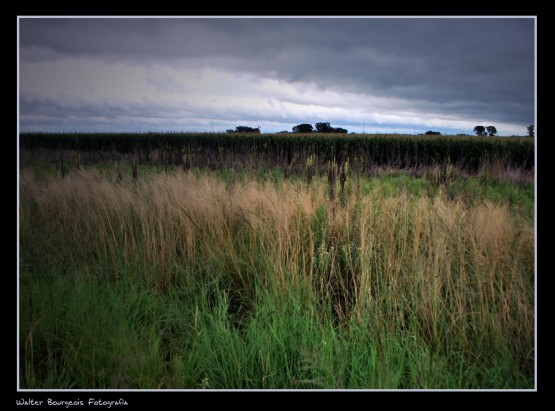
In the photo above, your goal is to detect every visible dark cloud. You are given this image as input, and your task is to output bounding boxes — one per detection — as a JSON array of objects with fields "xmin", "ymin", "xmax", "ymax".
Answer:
[
  {"xmin": 19, "ymin": 94, "xmax": 299, "ymax": 133},
  {"xmin": 19, "ymin": 17, "xmax": 535, "ymax": 130}
]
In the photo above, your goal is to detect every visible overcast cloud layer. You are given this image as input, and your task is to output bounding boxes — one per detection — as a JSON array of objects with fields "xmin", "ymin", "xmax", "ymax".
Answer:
[{"xmin": 19, "ymin": 17, "xmax": 535, "ymax": 135}]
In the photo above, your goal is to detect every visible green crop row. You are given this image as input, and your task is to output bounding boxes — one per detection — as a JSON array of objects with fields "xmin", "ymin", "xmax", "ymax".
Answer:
[{"xmin": 19, "ymin": 132, "xmax": 534, "ymax": 172}]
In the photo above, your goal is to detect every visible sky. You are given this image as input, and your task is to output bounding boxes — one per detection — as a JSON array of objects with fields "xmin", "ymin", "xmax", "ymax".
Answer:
[{"xmin": 18, "ymin": 17, "xmax": 535, "ymax": 135}]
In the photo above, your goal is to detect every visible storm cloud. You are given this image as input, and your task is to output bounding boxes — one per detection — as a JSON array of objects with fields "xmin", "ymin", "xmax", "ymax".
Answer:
[{"xmin": 18, "ymin": 17, "xmax": 535, "ymax": 135}]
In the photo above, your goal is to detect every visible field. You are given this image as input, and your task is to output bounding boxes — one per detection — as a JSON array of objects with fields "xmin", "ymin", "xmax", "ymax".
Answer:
[{"xmin": 18, "ymin": 133, "xmax": 535, "ymax": 389}]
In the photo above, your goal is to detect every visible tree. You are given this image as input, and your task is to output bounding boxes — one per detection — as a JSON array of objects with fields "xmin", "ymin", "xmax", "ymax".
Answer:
[
  {"xmin": 486, "ymin": 126, "xmax": 497, "ymax": 136},
  {"xmin": 527, "ymin": 124, "xmax": 534, "ymax": 137},
  {"xmin": 233, "ymin": 126, "xmax": 260, "ymax": 133},
  {"xmin": 292, "ymin": 124, "xmax": 313, "ymax": 133},
  {"xmin": 315, "ymin": 122, "xmax": 334, "ymax": 133},
  {"xmin": 473, "ymin": 126, "xmax": 486, "ymax": 136},
  {"xmin": 227, "ymin": 126, "xmax": 260, "ymax": 133},
  {"xmin": 425, "ymin": 130, "xmax": 441, "ymax": 135},
  {"xmin": 315, "ymin": 122, "xmax": 348, "ymax": 133}
]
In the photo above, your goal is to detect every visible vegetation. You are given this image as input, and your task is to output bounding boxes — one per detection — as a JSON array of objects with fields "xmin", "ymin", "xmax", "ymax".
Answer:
[
  {"xmin": 293, "ymin": 124, "xmax": 314, "ymax": 133},
  {"xmin": 20, "ymin": 133, "xmax": 533, "ymax": 175},
  {"xmin": 527, "ymin": 124, "xmax": 534, "ymax": 138},
  {"xmin": 18, "ymin": 134, "xmax": 534, "ymax": 389},
  {"xmin": 226, "ymin": 126, "xmax": 260, "ymax": 134},
  {"xmin": 473, "ymin": 126, "xmax": 486, "ymax": 136},
  {"xmin": 486, "ymin": 126, "xmax": 498, "ymax": 137},
  {"xmin": 315, "ymin": 122, "xmax": 348, "ymax": 134},
  {"xmin": 472, "ymin": 125, "xmax": 497, "ymax": 137}
]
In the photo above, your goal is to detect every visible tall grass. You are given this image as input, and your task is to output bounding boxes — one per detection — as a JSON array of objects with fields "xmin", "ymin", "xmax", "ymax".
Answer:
[{"xmin": 19, "ymin": 167, "xmax": 534, "ymax": 389}]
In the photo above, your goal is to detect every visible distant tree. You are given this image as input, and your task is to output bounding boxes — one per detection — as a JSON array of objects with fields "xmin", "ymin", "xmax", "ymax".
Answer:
[
  {"xmin": 527, "ymin": 124, "xmax": 534, "ymax": 137},
  {"xmin": 276, "ymin": 130, "xmax": 290, "ymax": 134},
  {"xmin": 292, "ymin": 124, "xmax": 313, "ymax": 133},
  {"xmin": 424, "ymin": 130, "xmax": 441, "ymax": 135},
  {"xmin": 232, "ymin": 126, "xmax": 260, "ymax": 133},
  {"xmin": 486, "ymin": 126, "xmax": 497, "ymax": 136},
  {"xmin": 315, "ymin": 122, "xmax": 348, "ymax": 133},
  {"xmin": 315, "ymin": 122, "xmax": 334, "ymax": 133},
  {"xmin": 473, "ymin": 126, "xmax": 487, "ymax": 136}
]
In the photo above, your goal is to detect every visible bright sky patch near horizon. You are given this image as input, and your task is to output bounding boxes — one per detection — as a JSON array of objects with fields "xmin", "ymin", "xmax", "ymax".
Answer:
[{"xmin": 18, "ymin": 17, "xmax": 535, "ymax": 136}]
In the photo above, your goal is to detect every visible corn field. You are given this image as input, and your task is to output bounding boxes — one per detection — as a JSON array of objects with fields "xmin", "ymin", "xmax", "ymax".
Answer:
[{"xmin": 20, "ymin": 133, "xmax": 533, "ymax": 175}]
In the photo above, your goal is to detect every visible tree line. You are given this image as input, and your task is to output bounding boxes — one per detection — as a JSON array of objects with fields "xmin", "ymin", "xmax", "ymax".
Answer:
[
  {"xmin": 473, "ymin": 126, "xmax": 497, "ymax": 136},
  {"xmin": 473, "ymin": 125, "xmax": 534, "ymax": 138},
  {"xmin": 292, "ymin": 122, "xmax": 348, "ymax": 134},
  {"xmin": 226, "ymin": 123, "xmax": 535, "ymax": 137},
  {"xmin": 228, "ymin": 122, "xmax": 348, "ymax": 134}
]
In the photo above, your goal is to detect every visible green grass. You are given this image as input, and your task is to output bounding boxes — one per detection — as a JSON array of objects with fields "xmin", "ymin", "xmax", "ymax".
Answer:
[{"xmin": 18, "ymin": 161, "xmax": 534, "ymax": 389}]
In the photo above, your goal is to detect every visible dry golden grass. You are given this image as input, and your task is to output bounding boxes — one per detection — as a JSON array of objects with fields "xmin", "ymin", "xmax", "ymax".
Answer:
[{"xmin": 19, "ymin": 168, "xmax": 533, "ymax": 374}]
